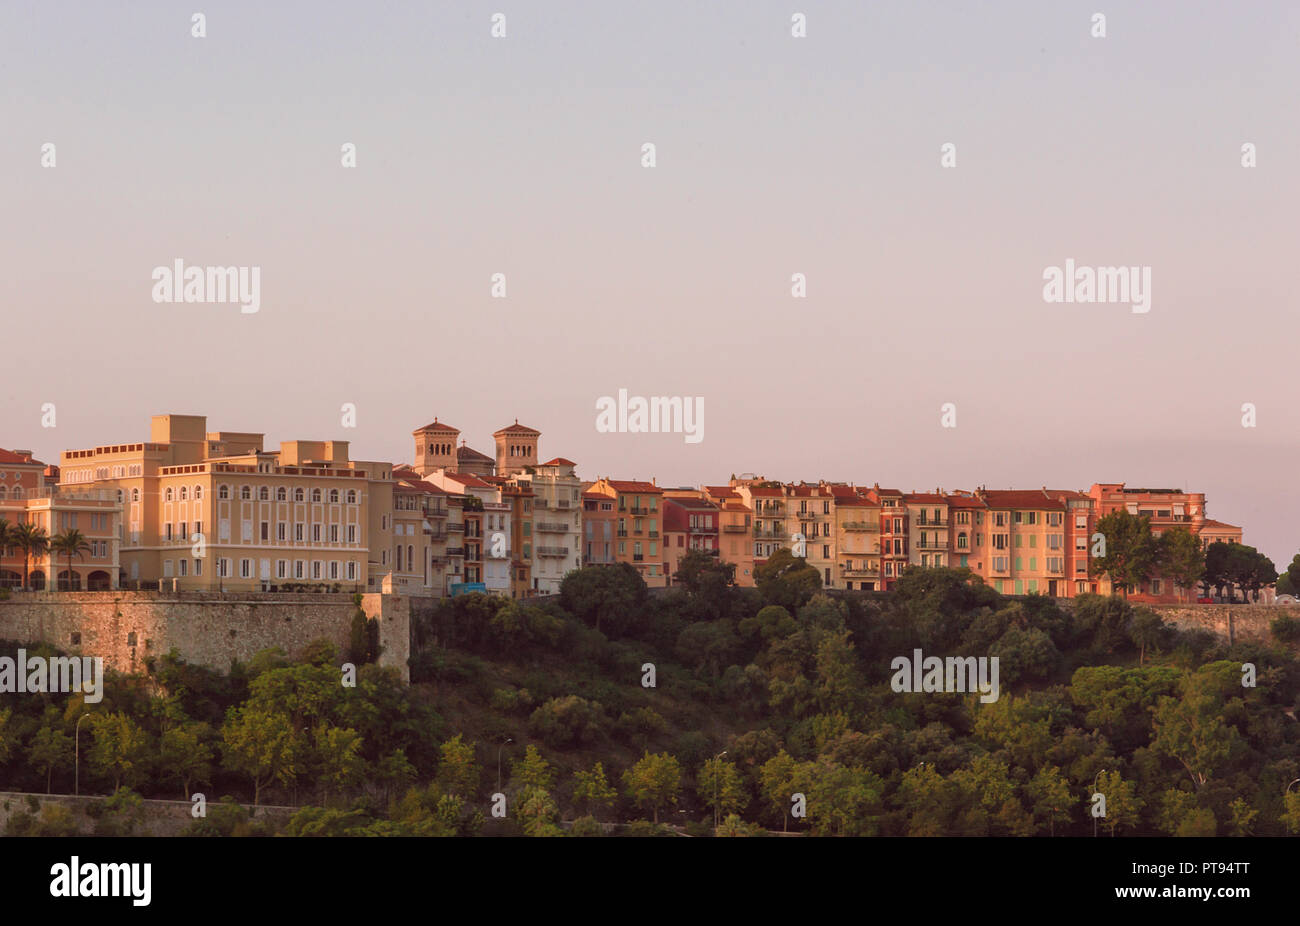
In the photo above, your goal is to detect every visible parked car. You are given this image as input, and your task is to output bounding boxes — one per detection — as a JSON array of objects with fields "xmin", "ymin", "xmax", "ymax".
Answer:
[{"xmin": 1195, "ymin": 596, "xmax": 1213, "ymax": 604}]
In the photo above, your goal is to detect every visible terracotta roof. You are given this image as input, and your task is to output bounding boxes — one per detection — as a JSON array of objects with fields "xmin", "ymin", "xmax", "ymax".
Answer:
[
  {"xmin": 494, "ymin": 421, "xmax": 540, "ymax": 436},
  {"xmin": 1199, "ymin": 519, "xmax": 1241, "ymax": 531},
  {"xmin": 582, "ymin": 490, "xmax": 606, "ymax": 500},
  {"xmin": 905, "ymin": 493, "xmax": 947, "ymax": 504},
  {"xmin": 444, "ymin": 472, "xmax": 494, "ymax": 489},
  {"xmin": 664, "ymin": 497, "xmax": 719, "ymax": 510},
  {"xmin": 413, "ymin": 419, "xmax": 458, "ymax": 434},
  {"xmin": 604, "ymin": 480, "xmax": 661, "ymax": 493},
  {"xmin": 721, "ymin": 501, "xmax": 751, "ymax": 512},
  {"xmin": 703, "ymin": 486, "xmax": 741, "ymax": 499},
  {"xmin": 0, "ymin": 448, "xmax": 41, "ymax": 465},
  {"xmin": 979, "ymin": 489, "xmax": 1065, "ymax": 510},
  {"xmin": 542, "ymin": 457, "xmax": 576, "ymax": 467},
  {"xmin": 456, "ymin": 445, "xmax": 493, "ymax": 463}
]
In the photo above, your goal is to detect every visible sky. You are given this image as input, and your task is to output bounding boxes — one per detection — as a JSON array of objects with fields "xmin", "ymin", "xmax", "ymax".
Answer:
[{"xmin": 2, "ymin": 1, "xmax": 1298, "ymax": 566}]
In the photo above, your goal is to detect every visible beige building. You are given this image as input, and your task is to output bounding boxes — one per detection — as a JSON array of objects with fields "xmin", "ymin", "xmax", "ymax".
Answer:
[
  {"xmin": 58, "ymin": 414, "xmax": 394, "ymax": 592},
  {"xmin": 513, "ymin": 457, "xmax": 582, "ymax": 595}
]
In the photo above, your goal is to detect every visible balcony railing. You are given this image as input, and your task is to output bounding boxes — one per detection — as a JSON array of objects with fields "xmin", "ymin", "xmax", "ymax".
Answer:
[
  {"xmin": 447, "ymin": 523, "xmax": 464, "ymax": 532},
  {"xmin": 842, "ymin": 521, "xmax": 879, "ymax": 531},
  {"xmin": 915, "ymin": 538, "xmax": 948, "ymax": 549},
  {"xmin": 617, "ymin": 529, "xmax": 629, "ymax": 537},
  {"xmin": 632, "ymin": 554, "xmax": 644, "ymax": 562},
  {"xmin": 536, "ymin": 522, "xmax": 570, "ymax": 533},
  {"xmin": 648, "ymin": 531, "xmax": 659, "ymax": 539},
  {"xmin": 445, "ymin": 547, "xmax": 465, "ymax": 557},
  {"xmin": 537, "ymin": 546, "xmax": 570, "ymax": 557},
  {"xmin": 916, "ymin": 518, "xmax": 949, "ymax": 528},
  {"xmin": 721, "ymin": 524, "xmax": 748, "ymax": 533},
  {"xmin": 840, "ymin": 565, "xmax": 879, "ymax": 576},
  {"xmin": 752, "ymin": 528, "xmax": 783, "ymax": 539}
]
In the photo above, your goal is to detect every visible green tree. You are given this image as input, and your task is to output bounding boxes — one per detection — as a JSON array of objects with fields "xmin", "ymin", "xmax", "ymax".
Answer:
[
  {"xmin": 1090, "ymin": 510, "xmax": 1158, "ymax": 596},
  {"xmin": 1151, "ymin": 668, "xmax": 1246, "ymax": 791},
  {"xmin": 516, "ymin": 785, "xmax": 562, "ymax": 837},
  {"xmin": 1025, "ymin": 765, "xmax": 1073, "ymax": 836},
  {"xmin": 160, "ymin": 721, "xmax": 215, "ymax": 798},
  {"xmin": 1095, "ymin": 769, "xmax": 1144, "ymax": 836},
  {"xmin": 559, "ymin": 563, "xmax": 647, "ymax": 635},
  {"xmin": 1157, "ymin": 526, "xmax": 1204, "ymax": 602},
  {"xmin": 1127, "ymin": 609, "xmax": 1164, "ymax": 665},
  {"xmin": 221, "ymin": 705, "xmax": 300, "ymax": 805},
  {"xmin": 87, "ymin": 712, "xmax": 151, "ymax": 792},
  {"xmin": 511, "ymin": 744, "xmax": 555, "ymax": 792},
  {"xmin": 11, "ymin": 522, "xmax": 50, "ymax": 590},
  {"xmin": 758, "ymin": 749, "xmax": 799, "ymax": 831},
  {"xmin": 622, "ymin": 752, "xmax": 682, "ymax": 823},
  {"xmin": 312, "ymin": 724, "xmax": 366, "ymax": 803},
  {"xmin": 435, "ymin": 733, "xmax": 480, "ymax": 799},
  {"xmin": 48, "ymin": 529, "xmax": 91, "ymax": 590},
  {"xmin": 697, "ymin": 757, "xmax": 747, "ymax": 827},
  {"xmin": 572, "ymin": 761, "xmax": 618, "ymax": 821},
  {"xmin": 27, "ymin": 727, "xmax": 73, "ymax": 793},
  {"xmin": 753, "ymin": 547, "xmax": 822, "ymax": 610}
]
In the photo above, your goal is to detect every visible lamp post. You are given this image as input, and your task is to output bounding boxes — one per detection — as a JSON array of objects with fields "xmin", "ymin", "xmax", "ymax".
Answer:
[
  {"xmin": 75, "ymin": 713, "xmax": 90, "ymax": 796},
  {"xmin": 713, "ymin": 750, "xmax": 727, "ymax": 829},
  {"xmin": 1286, "ymin": 778, "xmax": 1300, "ymax": 796},
  {"xmin": 1092, "ymin": 769, "xmax": 1106, "ymax": 838},
  {"xmin": 497, "ymin": 737, "xmax": 513, "ymax": 793}
]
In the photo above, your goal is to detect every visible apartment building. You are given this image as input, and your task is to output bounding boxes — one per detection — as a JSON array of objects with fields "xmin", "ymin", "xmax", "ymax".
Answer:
[
  {"xmin": 482, "ymin": 474, "xmax": 535, "ymax": 598},
  {"xmin": 57, "ymin": 415, "xmax": 392, "ymax": 592},
  {"xmin": 585, "ymin": 478, "xmax": 666, "ymax": 586},
  {"xmin": 906, "ymin": 492, "xmax": 950, "ymax": 569},
  {"xmin": 702, "ymin": 486, "xmax": 754, "ymax": 586},
  {"xmin": 661, "ymin": 495, "xmax": 721, "ymax": 584},
  {"xmin": 0, "ymin": 449, "xmax": 121, "ymax": 590},
  {"xmin": 390, "ymin": 467, "xmax": 450, "ymax": 597},
  {"xmin": 581, "ymin": 488, "xmax": 617, "ymax": 567},
  {"xmin": 866, "ymin": 486, "xmax": 908, "ymax": 589},
  {"xmin": 425, "ymin": 471, "xmax": 511, "ymax": 596},
  {"xmin": 514, "ymin": 457, "xmax": 582, "ymax": 595},
  {"xmin": 735, "ymin": 483, "xmax": 786, "ymax": 566},
  {"xmin": 829, "ymin": 484, "xmax": 881, "ymax": 590}
]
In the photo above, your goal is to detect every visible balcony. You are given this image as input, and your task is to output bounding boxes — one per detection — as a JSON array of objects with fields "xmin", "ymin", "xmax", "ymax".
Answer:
[
  {"xmin": 753, "ymin": 528, "xmax": 784, "ymax": 540},
  {"xmin": 840, "ymin": 565, "xmax": 879, "ymax": 577},
  {"xmin": 755, "ymin": 507, "xmax": 784, "ymax": 518},
  {"xmin": 536, "ymin": 522, "xmax": 570, "ymax": 533},
  {"xmin": 632, "ymin": 554, "xmax": 644, "ymax": 562},
  {"xmin": 447, "ymin": 523, "xmax": 464, "ymax": 532},
  {"xmin": 915, "ymin": 538, "xmax": 948, "ymax": 549},
  {"xmin": 648, "ymin": 531, "xmax": 659, "ymax": 539},
  {"xmin": 446, "ymin": 547, "xmax": 465, "ymax": 557},
  {"xmin": 842, "ymin": 521, "xmax": 879, "ymax": 532},
  {"xmin": 537, "ymin": 546, "xmax": 570, "ymax": 557},
  {"xmin": 629, "ymin": 506, "xmax": 652, "ymax": 515},
  {"xmin": 423, "ymin": 507, "xmax": 448, "ymax": 519},
  {"xmin": 722, "ymin": 524, "xmax": 748, "ymax": 533},
  {"xmin": 617, "ymin": 529, "xmax": 629, "ymax": 538}
]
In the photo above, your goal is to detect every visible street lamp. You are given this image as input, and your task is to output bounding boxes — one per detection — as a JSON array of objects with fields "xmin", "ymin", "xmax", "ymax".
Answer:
[
  {"xmin": 713, "ymin": 750, "xmax": 728, "ymax": 829},
  {"xmin": 75, "ymin": 713, "xmax": 90, "ymax": 796},
  {"xmin": 1092, "ymin": 769, "xmax": 1107, "ymax": 838},
  {"xmin": 1285, "ymin": 778, "xmax": 1300, "ymax": 796},
  {"xmin": 497, "ymin": 737, "xmax": 513, "ymax": 793}
]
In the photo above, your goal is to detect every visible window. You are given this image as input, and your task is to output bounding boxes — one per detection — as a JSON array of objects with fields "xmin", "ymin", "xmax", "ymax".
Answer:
[
  {"xmin": 295, "ymin": 488, "xmax": 305, "ymax": 502},
  {"xmin": 346, "ymin": 562, "xmax": 357, "ymax": 580},
  {"xmin": 277, "ymin": 560, "xmax": 287, "ymax": 578},
  {"xmin": 259, "ymin": 487, "xmax": 269, "ymax": 500},
  {"xmin": 347, "ymin": 524, "xmax": 357, "ymax": 543},
  {"xmin": 165, "ymin": 488, "xmax": 174, "ymax": 502},
  {"xmin": 239, "ymin": 559, "xmax": 251, "ymax": 578},
  {"xmin": 295, "ymin": 561, "xmax": 304, "ymax": 579},
  {"xmin": 179, "ymin": 486, "xmax": 188, "ymax": 500},
  {"xmin": 195, "ymin": 485, "xmax": 203, "ymax": 500},
  {"xmin": 346, "ymin": 490, "xmax": 357, "ymax": 504},
  {"xmin": 240, "ymin": 486, "xmax": 251, "ymax": 500},
  {"xmin": 312, "ymin": 489, "xmax": 322, "ymax": 502},
  {"xmin": 278, "ymin": 522, "xmax": 286, "ymax": 541},
  {"xmin": 329, "ymin": 489, "xmax": 339, "ymax": 503},
  {"xmin": 132, "ymin": 488, "xmax": 140, "ymax": 502},
  {"xmin": 179, "ymin": 558, "xmax": 188, "ymax": 576},
  {"xmin": 1075, "ymin": 515, "xmax": 1087, "ymax": 529}
]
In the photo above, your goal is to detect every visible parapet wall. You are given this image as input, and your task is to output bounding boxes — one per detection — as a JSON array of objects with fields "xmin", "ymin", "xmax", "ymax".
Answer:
[
  {"xmin": 0, "ymin": 591, "xmax": 409, "ymax": 682},
  {"xmin": 1148, "ymin": 604, "xmax": 1297, "ymax": 645}
]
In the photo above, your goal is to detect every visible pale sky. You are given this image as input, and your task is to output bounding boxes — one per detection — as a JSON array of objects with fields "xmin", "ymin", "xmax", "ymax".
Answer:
[{"xmin": 2, "ymin": 1, "xmax": 1298, "ymax": 566}]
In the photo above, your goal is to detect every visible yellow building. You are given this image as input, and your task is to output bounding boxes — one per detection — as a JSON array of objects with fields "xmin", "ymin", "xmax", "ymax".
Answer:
[{"xmin": 58, "ymin": 414, "xmax": 394, "ymax": 592}]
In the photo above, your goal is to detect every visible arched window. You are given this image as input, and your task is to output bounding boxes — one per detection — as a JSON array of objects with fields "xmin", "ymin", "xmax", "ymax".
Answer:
[
  {"xmin": 132, "ymin": 488, "xmax": 140, "ymax": 502},
  {"xmin": 194, "ymin": 485, "xmax": 203, "ymax": 499},
  {"xmin": 294, "ymin": 488, "xmax": 304, "ymax": 502},
  {"xmin": 276, "ymin": 487, "xmax": 287, "ymax": 501},
  {"xmin": 407, "ymin": 545, "xmax": 414, "ymax": 571},
  {"xmin": 329, "ymin": 489, "xmax": 339, "ymax": 503},
  {"xmin": 12, "ymin": 486, "xmax": 22, "ymax": 499},
  {"xmin": 240, "ymin": 485, "xmax": 251, "ymax": 500},
  {"xmin": 165, "ymin": 488, "xmax": 174, "ymax": 502},
  {"xmin": 311, "ymin": 489, "xmax": 322, "ymax": 502},
  {"xmin": 259, "ymin": 487, "xmax": 269, "ymax": 500},
  {"xmin": 0, "ymin": 487, "xmax": 7, "ymax": 500},
  {"xmin": 179, "ymin": 486, "xmax": 188, "ymax": 500},
  {"xmin": 346, "ymin": 490, "xmax": 357, "ymax": 504},
  {"xmin": 219, "ymin": 485, "xmax": 230, "ymax": 500},
  {"xmin": 116, "ymin": 489, "xmax": 123, "ymax": 503}
]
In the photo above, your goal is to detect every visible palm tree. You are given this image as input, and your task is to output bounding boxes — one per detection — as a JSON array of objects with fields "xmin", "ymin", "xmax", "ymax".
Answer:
[
  {"xmin": 11, "ymin": 522, "xmax": 50, "ymax": 590},
  {"xmin": 50, "ymin": 529, "xmax": 91, "ymax": 591},
  {"xmin": 0, "ymin": 518, "xmax": 11, "ymax": 588}
]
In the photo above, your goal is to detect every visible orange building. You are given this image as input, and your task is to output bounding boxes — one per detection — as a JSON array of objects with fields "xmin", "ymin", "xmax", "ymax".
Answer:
[{"xmin": 585, "ymin": 478, "xmax": 666, "ymax": 586}]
